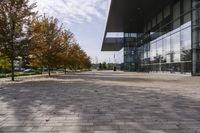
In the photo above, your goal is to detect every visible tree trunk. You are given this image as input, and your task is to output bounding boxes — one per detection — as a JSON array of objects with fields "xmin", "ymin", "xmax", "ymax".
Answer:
[
  {"xmin": 11, "ymin": 58, "xmax": 15, "ymax": 81},
  {"xmin": 4, "ymin": 68, "xmax": 6, "ymax": 78},
  {"xmin": 48, "ymin": 67, "xmax": 51, "ymax": 76}
]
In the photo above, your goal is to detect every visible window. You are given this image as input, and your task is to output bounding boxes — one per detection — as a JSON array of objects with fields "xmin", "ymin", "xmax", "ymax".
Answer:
[
  {"xmin": 173, "ymin": 1, "xmax": 181, "ymax": 29},
  {"xmin": 150, "ymin": 42, "xmax": 157, "ymax": 62},
  {"xmin": 163, "ymin": 35, "xmax": 171, "ymax": 63},
  {"xmin": 181, "ymin": 27, "xmax": 191, "ymax": 50},
  {"xmin": 144, "ymin": 43, "xmax": 149, "ymax": 59},
  {"xmin": 164, "ymin": 5, "xmax": 170, "ymax": 18},
  {"xmin": 157, "ymin": 12, "xmax": 163, "ymax": 23},
  {"xmin": 152, "ymin": 17, "xmax": 157, "ymax": 27},
  {"xmin": 183, "ymin": 0, "xmax": 191, "ymax": 23},
  {"xmin": 174, "ymin": 52, "xmax": 181, "ymax": 62},
  {"xmin": 157, "ymin": 39, "xmax": 163, "ymax": 57},
  {"xmin": 171, "ymin": 31, "xmax": 181, "ymax": 53},
  {"xmin": 148, "ymin": 22, "xmax": 152, "ymax": 30},
  {"xmin": 183, "ymin": 0, "xmax": 191, "ymax": 13}
]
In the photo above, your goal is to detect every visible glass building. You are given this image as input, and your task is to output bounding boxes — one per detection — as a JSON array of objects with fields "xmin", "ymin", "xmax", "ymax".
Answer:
[{"xmin": 102, "ymin": 0, "xmax": 200, "ymax": 76}]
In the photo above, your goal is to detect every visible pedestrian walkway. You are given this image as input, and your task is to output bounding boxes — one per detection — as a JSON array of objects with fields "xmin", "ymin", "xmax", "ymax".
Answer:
[{"xmin": 0, "ymin": 71, "xmax": 200, "ymax": 133}]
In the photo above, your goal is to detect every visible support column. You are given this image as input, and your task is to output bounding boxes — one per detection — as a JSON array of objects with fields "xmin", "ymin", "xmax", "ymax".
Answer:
[{"xmin": 192, "ymin": 0, "xmax": 200, "ymax": 76}]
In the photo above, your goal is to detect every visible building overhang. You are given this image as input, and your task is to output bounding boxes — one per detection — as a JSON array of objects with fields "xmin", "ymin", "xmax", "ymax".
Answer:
[
  {"xmin": 101, "ymin": 0, "xmax": 176, "ymax": 51},
  {"xmin": 101, "ymin": 37, "xmax": 124, "ymax": 51}
]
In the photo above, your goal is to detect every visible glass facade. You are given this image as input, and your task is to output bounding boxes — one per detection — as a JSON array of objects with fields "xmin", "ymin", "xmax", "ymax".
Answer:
[
  {"xmin": 145, "ymin": 22, "xmax": 191, "ymax": 73},
  {"xmin": 123, "ymin": 0, "xmax": 195, "ymax": 74},
  {"xmin": 124, "ymin": 33, "xmax": 137, "ymax": 71}
]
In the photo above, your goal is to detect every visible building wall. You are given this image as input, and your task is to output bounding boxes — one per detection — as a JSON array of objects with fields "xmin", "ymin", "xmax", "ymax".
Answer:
[{"xmin": 123, "ymin": 0, "xmax": 199, "ymax": 74}]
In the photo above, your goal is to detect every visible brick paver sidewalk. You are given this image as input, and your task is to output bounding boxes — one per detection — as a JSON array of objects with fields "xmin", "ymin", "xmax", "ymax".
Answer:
[{"xmin": 0, "ymin": 71, "xmax": 200, "ymax": 133}]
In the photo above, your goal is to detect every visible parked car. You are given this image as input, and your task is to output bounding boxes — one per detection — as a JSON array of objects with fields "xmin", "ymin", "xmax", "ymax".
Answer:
[
  {"xmin": 57, "ymin": 68, "xmax": 65, "ymax": 71},
  {"xmin": 23, "ymin": 69, "xmax": 33, "ymax": 72}
]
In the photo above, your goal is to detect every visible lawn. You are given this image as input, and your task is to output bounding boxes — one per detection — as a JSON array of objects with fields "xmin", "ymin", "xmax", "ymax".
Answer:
[{"xmin": 0, "ymin": 71, "xmax": 42, "ymax": 78}]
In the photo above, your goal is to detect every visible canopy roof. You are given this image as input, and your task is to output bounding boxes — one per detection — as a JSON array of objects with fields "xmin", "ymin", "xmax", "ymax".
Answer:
[{"xmin": 102, "ymin": 0, "xmax": 175, "ymax": 51}]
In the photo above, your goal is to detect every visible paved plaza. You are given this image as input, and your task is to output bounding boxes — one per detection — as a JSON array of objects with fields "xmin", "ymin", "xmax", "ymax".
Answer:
[{"xmin": 0, "ymin": 71, "xmax": 200, "ymax": 133}]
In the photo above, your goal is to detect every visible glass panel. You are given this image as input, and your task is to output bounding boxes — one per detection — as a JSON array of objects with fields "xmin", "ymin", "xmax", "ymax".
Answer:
[
  {"xmin": 173, "ymin": 1, "xmax": 180, "ymax": 19},
  {"xmin": 171, "ymin": 32, "xmax": 181, "ymax": 53},
  {"xmin": 183, "ymin": 13, "xmax": 191, "ymax": 24},
  {"xmin": 148, "ymin": 22, "xmax": 152, "ymax": 30},
  {"xmin": 181, "ymin": 50, "xmax": 192, "ymax": 61},
  {"xmin": 183, "ymin": 0, "xmax": 191, "ymax": 13},
  {"xmin": 173, "ymin": 1, "xmax": 181, "ymax": 29},
  {"xmin": 157, "ymin": 12, "xmax": 163, "ymax": 23},
  {"xmin": 181, "ymin": 21, "xmax": 191, "ymax": 29},
  {"xmin": 150, "ymin": 42, "xmax": 157, "ymax": 63},
  {"xmin": 173, "ymin": 20, "xmax": 181, "ymax": 29},
  {"xmin": 181, "ymin": 27, "xmax": 191, "ymax": 50},
  {"xmin": 174, "ymin": 52, "xmax": 181, "ymax": 62},
  {"xmin": 157, "ymin": 40, "xmax": 163, "ymax": 58},
  {"xmin": 181, "ymin": 62, "xmax": 192, "ymax": 73},
  {"xmin": 144, "ymin": 43, "xmax": 149, "ymax": 59},
  {"xmin": 164, "ymin": 5, "xmax": 170, "ymax": 18},
  {"xmin": 171, "ymin": 31, "xmax": 180, "ymax": 63},
  {"xmin": 152, "ymin": 17, "xmax": 157, "ymax": 27},
  {"xmin": 163, "ymin": 35, "xmax": 171, "ymax": 63},
  {"xmin": 181, "ymin": 26, "xmax": 192, "ymax": 62}
]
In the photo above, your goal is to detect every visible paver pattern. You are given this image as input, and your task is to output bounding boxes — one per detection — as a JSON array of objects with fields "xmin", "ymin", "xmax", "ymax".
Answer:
[{"xmin": 0, "ymin": 71, "xmax": 200, "ymax": 133}]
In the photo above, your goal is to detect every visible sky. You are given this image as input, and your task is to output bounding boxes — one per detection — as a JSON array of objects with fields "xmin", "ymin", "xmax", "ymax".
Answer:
[{"xmin": 29, "ymin": 0, "xmax": 123, "ymax": 63}]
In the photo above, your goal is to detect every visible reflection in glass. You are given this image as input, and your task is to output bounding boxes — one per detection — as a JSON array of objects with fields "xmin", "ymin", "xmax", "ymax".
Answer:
[
  {"xmin": 171, "ymin": 32, "xmax": 181, "ymax": 53},
  {"xmin": 163, "ymin": 35, "xmax": 171, "ymax": 63},
  {"xmin": 174, "ymin": 52, "xmax": 181, "ymax": 62},
  {"xmin": 150, "ymin": 42, "xmax": 157, "ymax": 63},
  {"xmin": 181, "ymin": 27, "xmax": 191, "ymax": 50}
]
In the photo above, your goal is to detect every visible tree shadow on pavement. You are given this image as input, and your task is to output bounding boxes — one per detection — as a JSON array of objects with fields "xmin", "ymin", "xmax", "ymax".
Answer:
[{"xmin": 0, "ymin": 73, "xmax": 200, "ymax": 132}]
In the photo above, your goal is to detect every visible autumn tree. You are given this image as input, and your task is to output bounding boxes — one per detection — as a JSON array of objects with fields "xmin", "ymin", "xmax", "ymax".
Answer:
[
  {"xmin": 78, "ymin": 50, "xmax": 92, "ymax": 70},
  {"xmin": 29, "ymin": 15, "xmax": 69, "ymax": 76},
  {"xmin": 65, "ymin": 43, "xmax": 91, "ymax": 71},
  {"xmin": 58, "ymin": 31, "xmax": 75, "ymax": 74},
  {"xmin": 0, "ymin": 0, "xmax": 36, "ymax": 81},
  {"xmin": 0, "ymin": 55, "xmax": 10, "ymax": 76},
  {"xmin": 64, "ymin": 43, "xmax": 79, "ymax": 71}
]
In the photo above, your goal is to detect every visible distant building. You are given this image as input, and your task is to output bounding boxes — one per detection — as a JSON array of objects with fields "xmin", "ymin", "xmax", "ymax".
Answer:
[{"xmin": 102, "ymin": 0, "xmax": 200, "ymax": 76}]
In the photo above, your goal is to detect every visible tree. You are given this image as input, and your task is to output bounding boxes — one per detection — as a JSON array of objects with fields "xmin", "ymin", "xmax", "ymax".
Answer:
[
  {"xmin": 58, "ymin": 31, "xmax": 75, "ymax": 74},
  {"xmin": 66, "ymin": 44, "xmax": 82, "ymax": 70},
  {"xmin": 107, "ymin": 63, "xmax": 113, "ymax": 70},
  {"xmin": 0, "ymin": 55, "xmax": 10, "ymax": 76},
  {"xmin": 58, "ymin": 43, "xmax": 90, "ymax": 72},
  {"xmin": 0, "ymin": 56, "xmax": 10, "ymax": 69},
  {"xmin": 0, "ymin": 0, "xmax": 36, "ymax": 81},
  {"xmin": 99, "ymin": 63, "xmax": 102, "ymax": 70},
  {"xmin": 29, "ymin": 15, "xmax": 68, "ymax": 76},
  {"xmin": 102, "ymin": 62, "xmax": 107, "ymax": 70},
  {"xmin": 65, "ymin": 43, "xmax": 91, "ymax": 71}
]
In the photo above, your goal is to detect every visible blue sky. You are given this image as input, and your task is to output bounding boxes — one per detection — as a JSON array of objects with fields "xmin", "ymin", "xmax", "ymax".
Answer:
[{"xmin": 29, "ymin": 0, "xmax": 120, "ymax": 63}]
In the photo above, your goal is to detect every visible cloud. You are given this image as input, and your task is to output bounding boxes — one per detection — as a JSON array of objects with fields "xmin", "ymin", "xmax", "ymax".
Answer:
[{"xmin": 29, "ymin": 0, "xmax": 108, "ymax": 25}]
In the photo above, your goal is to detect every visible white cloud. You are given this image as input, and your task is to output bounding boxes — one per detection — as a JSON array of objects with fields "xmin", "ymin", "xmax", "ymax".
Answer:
[{"xmin": 29, "ymin": 0, "xmax": 108, "ymax": 25}]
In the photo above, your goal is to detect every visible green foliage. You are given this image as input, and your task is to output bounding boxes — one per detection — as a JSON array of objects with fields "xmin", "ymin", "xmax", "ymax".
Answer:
[
  {"xmin": 0, "ymin": 1, "xmax": 91, "ymax": 78},
  {"xmin": 102, "ymin": 62, "xmax": 107, "ymax": 70},
  {"xmin": 0, "ymin": 71, "xmax": 42, "ymax": 78},
  {"xmin": 0, "ymin": 0, "xmax": 36, "ymax": 80},
  {"xmin": 0, "ymin": 56, "xmax": 10, "ymax": 69},
  {"xmin": 28, "ymin": 15, "xmax": 73, "ymax": 76},
  {"xmin": 98, "ymin": 62, "xmax": 114, "ymax": 70},
  {"xmin": 63, "ymin": 43, "xmax": 91, "ymax": 70}
]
